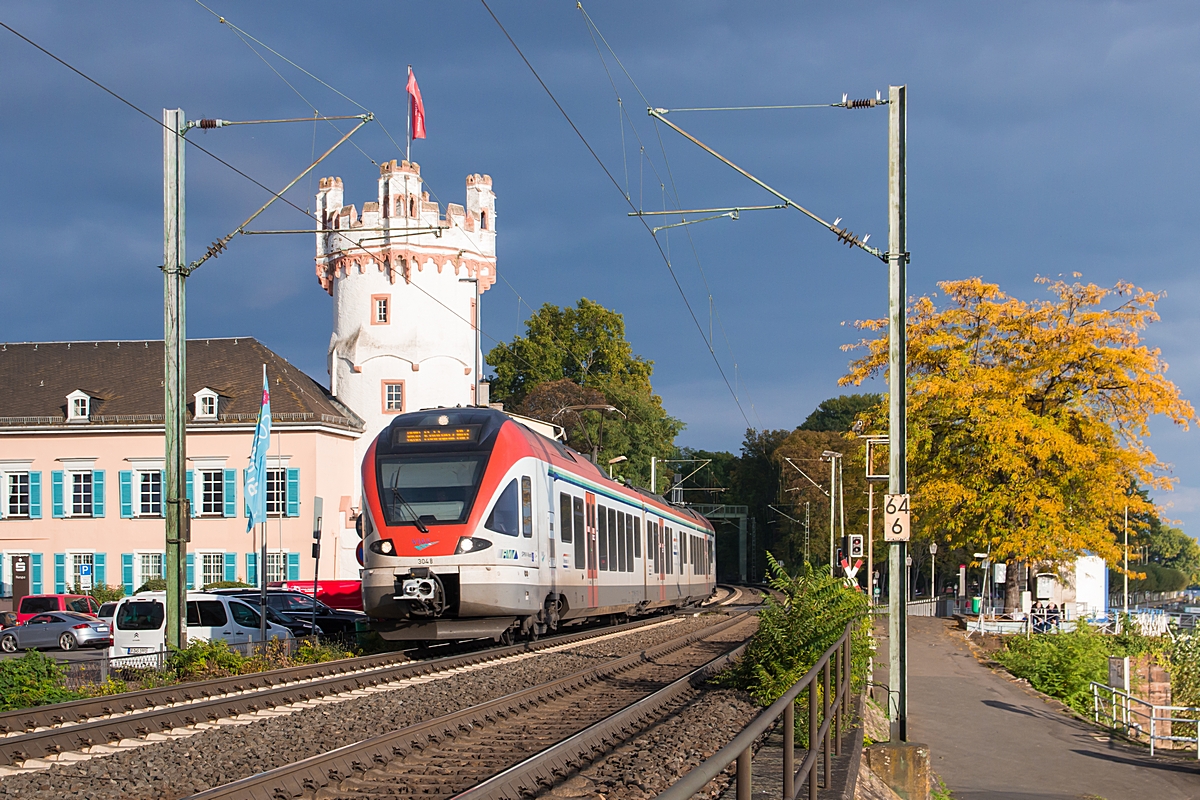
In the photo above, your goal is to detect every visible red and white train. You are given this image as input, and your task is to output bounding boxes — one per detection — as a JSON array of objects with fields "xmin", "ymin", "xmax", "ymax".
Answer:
[{"xmin": 360, "ymin": 407, "xmax": 716, "ymax": 641}]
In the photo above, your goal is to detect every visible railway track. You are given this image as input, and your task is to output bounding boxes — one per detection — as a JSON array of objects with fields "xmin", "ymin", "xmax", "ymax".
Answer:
[
  {"xmin": 186, "ymin": 611, "xmax": 757, "ymax": 800},
  {"xmin": 0, "ymin": 611, "xmax": 718, "ymax": 771}
]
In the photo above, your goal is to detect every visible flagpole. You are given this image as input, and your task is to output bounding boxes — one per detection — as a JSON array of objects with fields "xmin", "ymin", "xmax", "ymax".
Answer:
[
  {"xmin": 258, "ymin": 364, "xmax": 268, "ymax": 644},
  {"xmin": 406, "ymin": 65, "xmax": 412, "ymax": 162}
]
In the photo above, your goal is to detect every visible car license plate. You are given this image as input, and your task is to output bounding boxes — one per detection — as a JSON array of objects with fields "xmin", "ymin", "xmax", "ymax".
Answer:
[
  {"xmin": 126, "ymin": 647, "xmax": 154, "ymax": 654},
  {"xmin": 96, "ymin": 626, "xmax": 109, "ymax": 632}
]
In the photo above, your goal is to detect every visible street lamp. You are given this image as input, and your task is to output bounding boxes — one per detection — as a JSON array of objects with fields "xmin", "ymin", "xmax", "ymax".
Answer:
[
  {"xmin": 607, "ymin": 455, "xmax": 628, "ymax": 478},
  {"xmin": 929, "ymin": 541, "xmax": 937, "ymax": 600},
  {"xmin": 551, "ymin": 404, "xmax": 626, "ymax": 464}
]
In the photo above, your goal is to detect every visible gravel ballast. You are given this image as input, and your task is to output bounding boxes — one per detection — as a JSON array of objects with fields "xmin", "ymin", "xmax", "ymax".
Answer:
[{"xmin": 0, "ymin": 613, "xmax": 735, "ymax": 800}]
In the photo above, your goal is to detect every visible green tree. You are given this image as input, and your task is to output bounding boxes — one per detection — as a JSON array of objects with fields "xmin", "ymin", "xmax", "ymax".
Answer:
[
  {"xmin": 799, "ymin": 393, "xmax": 883, "ymax": 432},
  {"xmin": 490, "ymin": 299, "xmax": 682, "ymax": 488},
  {"xmin": 487, "ymin": 298, "xmax": 653, "ymax": 406}
]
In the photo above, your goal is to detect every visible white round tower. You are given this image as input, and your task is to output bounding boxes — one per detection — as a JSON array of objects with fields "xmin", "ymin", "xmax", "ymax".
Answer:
[{"xmin": 315, "ymin": 160, "xmax": 497, "ymax": 475}]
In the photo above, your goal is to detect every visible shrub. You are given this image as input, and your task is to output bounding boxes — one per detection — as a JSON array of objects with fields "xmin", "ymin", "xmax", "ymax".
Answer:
[
  {"xmin": 166, "ymin": 639, "xmax": 247, "ymax": 681},
  {"xmin": 201, "ymin": 580, "xmax": 253, "ymax": 590},
  {"xmin": 721, "ymin": 553, "xmax": 872, "ymax": 736},
  {"xmin": 134, "ymin": 578, "xmax": 167, "ymax": 594},
  {"xmin": 1168, "ymin": 631, "xmax": 1200, "ymax": 709},
  {"xmin": 995, "ymin": 625, "xmax": 1109, "ymax": 714},
  {"xmin": 0, "ymin": 651, "xmax": 80, "ymax": 710}
]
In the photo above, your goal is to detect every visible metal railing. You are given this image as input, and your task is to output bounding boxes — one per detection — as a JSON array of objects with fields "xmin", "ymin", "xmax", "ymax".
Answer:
[
  {"xmin": 656, "ymin": 621, "xmax": 853, "ymax": 800},
  {"xmin": 1091, "ymin": 682, "xmax": 1200, "ymax": 758}
]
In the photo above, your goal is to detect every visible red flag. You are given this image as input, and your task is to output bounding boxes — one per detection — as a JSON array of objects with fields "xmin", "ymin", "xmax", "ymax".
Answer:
[{"xmin": 407, "ymin": 68, "xmax": 426, "ymax": 140}]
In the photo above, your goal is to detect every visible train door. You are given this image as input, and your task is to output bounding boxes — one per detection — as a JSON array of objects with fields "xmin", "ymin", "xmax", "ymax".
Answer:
[
  {"xmin": 658, "ymin": 524, "xmax": 667, "ymax": 603},
  {"xmin": 521, "ymin": 475, "xmax": 537, "ymax": 572},
  {"xmin": 585, "ymin": 492, "xmax": 598, "ymax": 608}
]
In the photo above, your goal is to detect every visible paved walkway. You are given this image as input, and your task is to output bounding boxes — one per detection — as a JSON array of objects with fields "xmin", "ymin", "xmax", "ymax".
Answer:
[{"xmin": 896, "ymin": 617, "xmax": 1200, "ymax": 800}]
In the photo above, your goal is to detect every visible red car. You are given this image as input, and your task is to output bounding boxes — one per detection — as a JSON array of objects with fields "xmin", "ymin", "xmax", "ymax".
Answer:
[
  {"xmin": 270, "ymin": 580, "xmax": 363, "ymax": 611},
  {"xmin": 15, "ymin": 594, "xmax": 100, "ymax": 624}
]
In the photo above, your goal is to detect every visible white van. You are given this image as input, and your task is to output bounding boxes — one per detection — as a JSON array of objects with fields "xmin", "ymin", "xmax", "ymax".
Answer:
[{"xmin": 110, "ymin": 591, "xmax": 292, "ymax": 657}]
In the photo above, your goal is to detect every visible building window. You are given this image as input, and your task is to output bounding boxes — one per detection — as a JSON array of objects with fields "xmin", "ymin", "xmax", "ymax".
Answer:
[
  {"xmin": 265, "ymin": 468, "xmax": 287, "ymax": 517},
  {"xmin": 70, "ymin": 552, "xmax": 94, "ymax": 589},
  {"xmin": 71, "ymin": 472, "xmax": 93, "ymax": 516},
  {"xmin": 265, "ymin": 552, "xmax": 286, "ymax": 584},
  {"xmin": 481, "ymin": 210, "xmax": 488, "ymax": 230},
  {"xmin": 200, "ymin": 470, "xmax": 224, "ymax": 516},
  {"xmin": 73, "ymin": 397, "xmax": 88, "ymax": 418},
  {"xmin": 6, "ymin": 473, "xmax": 30, "ymax": 517},
  {"xmin": 201, "ymin": 552, "xmax": 224, "ymax": 588},
  {"xmin": 139, "ymin": 471, "xmax": 162, "ymax": 516},
  {"xmin": 138, "ymin": 552, "xmax": 163, "ymax": 587},
  {"xmin": 372, "ymin": 294, "xmax": 390, "ymax": 325},
  {"xmin": 199, "ymin": 394, "xmax": 216, "ymax": 417},
  {"xmin": 382, "ymin": 381, "xmax": 405, "ymax": 414}
]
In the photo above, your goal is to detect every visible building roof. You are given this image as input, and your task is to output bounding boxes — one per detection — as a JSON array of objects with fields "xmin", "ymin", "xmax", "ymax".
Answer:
[{"xmin": 0, "ymin": 338, "xmax": 363, "ymax": 432}]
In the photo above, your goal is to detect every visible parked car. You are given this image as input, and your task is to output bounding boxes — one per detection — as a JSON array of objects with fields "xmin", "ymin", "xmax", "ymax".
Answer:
[
  {"xmin": 96, "ymin": 601, "xmax": 118, "ymax": 622},
  {"xmin": 271, "ymin": 580, "xmax": 363, "ymax": 611},
  {"xmin": 212, "ymin": 589, "xmax": 365, "ymax": 638},
  {"xmin": 16, "ymin": 594, "xmax": 100, "ymax": 624},
  {"xmin": 1, "ymin": 611, "xmax": 111, "ymax": 652},
  {"xmin": 110, "ymin": 592, "xmax": 292, "ymax": 657},
  {"xmin": 258, "ymin": 604, "xmax": 320, "ymax": 639},
  {"xmin": 0, "ymin": 611, "xmax": 18, "ymax": 630}
]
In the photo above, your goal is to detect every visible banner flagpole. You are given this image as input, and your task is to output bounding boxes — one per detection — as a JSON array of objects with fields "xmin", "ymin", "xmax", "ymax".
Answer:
[{"xmin": 406, "ymin": 64, "xmax": 412, "ymax": 162}]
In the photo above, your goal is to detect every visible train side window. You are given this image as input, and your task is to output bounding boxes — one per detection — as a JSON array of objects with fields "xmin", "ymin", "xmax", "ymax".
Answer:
[
  {"xmin": 634, "ymin": 518, "xmax": 641, "ymax": 559},
  {"xmin": 598, "ymin": 504, "xmax": 608, "ymax": 570},
  {"xmin": 608, "ymin": 508, "xmax": 618, "ymax": 574},
  {"xmin": 574, "ymin": 497, "xmax": 586, "ymax": 570},
  {"xmin": 485, "ymin": 479, "xmax": 520, "ymax": 536},
  {"xmin": 654, "ymin": 523, "xmax": 661, "ymax": 575},
  {"xmin": 521, "ymin": 477, "xmax": 533, "ymax": 538},
  {"xmin": 559, "ymin": 493, "xmax": 573, "ymax": 544},
  {"xmin": 616, "ymin": 513, "xmax": 627, "ymax": 573},
  {"xmin": 681, "ymin": 531, "xmax": 688, "ymax": 567},
  {"xmin": 626, "ymin": 525, "xmax": 634, "ymax": 572}
]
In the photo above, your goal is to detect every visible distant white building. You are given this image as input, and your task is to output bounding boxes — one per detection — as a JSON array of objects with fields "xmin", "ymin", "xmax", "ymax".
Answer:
[{"xmin": 315, "ymin": 160, "xmax": 496, "ymax": 475}]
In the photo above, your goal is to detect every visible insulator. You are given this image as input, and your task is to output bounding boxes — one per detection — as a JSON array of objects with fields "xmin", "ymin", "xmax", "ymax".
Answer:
[
  {"xmin": 203, "ymin": 239, "xmax": 227, "ymax": 260},
  {"xmin": 198, "ymin": 118, "xmax": 228, "ymax": 129},
  {"xmin": 845, "ymin": 99, "xmax": 878, "ymax": 109}
]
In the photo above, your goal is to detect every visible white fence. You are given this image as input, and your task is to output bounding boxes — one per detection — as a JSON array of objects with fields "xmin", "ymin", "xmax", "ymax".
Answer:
[{"xmin": 1092, "ymin": 681, "xmax": 1200, "ymax": 758}]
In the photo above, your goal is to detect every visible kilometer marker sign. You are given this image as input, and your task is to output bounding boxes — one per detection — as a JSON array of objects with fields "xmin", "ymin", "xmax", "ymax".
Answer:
[{"xmin": 884, "ymin": 494, "xmax": 911, "ymax": 542}]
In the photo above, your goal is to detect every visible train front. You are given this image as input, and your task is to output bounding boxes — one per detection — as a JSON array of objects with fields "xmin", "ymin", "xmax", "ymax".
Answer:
[{"xmin": 359, "ymin": 407, "xmax": 521, "ymax": 640}]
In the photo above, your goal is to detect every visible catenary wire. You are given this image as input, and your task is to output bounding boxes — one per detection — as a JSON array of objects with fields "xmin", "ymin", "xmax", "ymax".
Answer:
[
  {"xmin": 480, "ymin": 0, "xmax": 752, "ymax": 430},
  {"xmin": 579, "ymin": 5, "xmax": 763, "ymax": 427}
]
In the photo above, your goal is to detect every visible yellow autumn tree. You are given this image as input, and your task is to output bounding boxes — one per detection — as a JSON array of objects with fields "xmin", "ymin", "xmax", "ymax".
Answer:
[{"xmin": 840, "ymin": 276, "xmax": 1194, "ymax": 573}]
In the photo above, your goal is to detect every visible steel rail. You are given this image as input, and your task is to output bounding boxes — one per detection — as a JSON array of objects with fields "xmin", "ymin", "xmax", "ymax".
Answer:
[
  {"xmin": 0, "ymin": 613, "xmax": 698, "ymax": 764},
  {"xmin": 455, "ymin": 641, "xmax": 750, "ymax": 799},
  {"xmin": 184, "ymin": 612, "xmax": 752, "ymax": 800}
]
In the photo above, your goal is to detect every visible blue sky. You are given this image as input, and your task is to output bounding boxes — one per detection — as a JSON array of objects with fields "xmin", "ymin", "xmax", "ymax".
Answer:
[{"xmin": 2, "ymin": 1, "xmax": 1199, "ymax": 535}]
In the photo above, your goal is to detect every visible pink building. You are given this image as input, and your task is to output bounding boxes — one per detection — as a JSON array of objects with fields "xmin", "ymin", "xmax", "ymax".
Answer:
[{"xmin": 0, "ymin": 339, "xmax": 363, "ymax": 600}]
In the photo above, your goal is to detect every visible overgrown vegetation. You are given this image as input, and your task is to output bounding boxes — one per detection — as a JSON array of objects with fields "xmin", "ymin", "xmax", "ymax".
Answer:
[
  {"xmin": 134, "ymin": 578, "xmax": 167, "ymax": 593},
  {"xmin": 0, "ymin": 638, "xmax": 356, "ymax": 712},
  {"xmin": 994, "ymin": 619, "xmax": 1200, "ymax": 717},
  {"xmin": 721, "ymin": 554, "xmax": 872, "ymax": 744},
  {"xmin": 70, "ymin": 582, "xmax": 124, "ymax": 604}
]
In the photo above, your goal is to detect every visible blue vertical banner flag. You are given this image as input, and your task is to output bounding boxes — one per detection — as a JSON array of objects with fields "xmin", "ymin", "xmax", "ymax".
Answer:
[{"xmin": 245, "ymin": 365, "xmax": 271, "ymax": 532}]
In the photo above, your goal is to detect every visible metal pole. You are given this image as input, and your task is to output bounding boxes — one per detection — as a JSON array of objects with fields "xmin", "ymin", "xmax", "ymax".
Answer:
[
  {"xmin": 784, "ymin": 700, "xmax": 795, "ymax": 800},
  {"xmin": 1124, "ymin": 505, "xmax": 1129, "ymax": 618},
  {"xmin": 837, "ymin": 457, "xmax": 845, "ymax": 563},
  {"xmin": 736, "ymin": 747, "xmax": 751, "ymax": 800},
  {"xmin": 163, "ymin": 108, "xmax": 188, "ymax": 652},
  {"xmin": 828, "ymin": 457, "xmax": 836, "ymax": 577},
  {"xmin": 887, "ymin": 83, "xmax": 908, "ymax": 743},
  {"xmin": 260, "ymin": 521, "xmax": 268, "ymax": 642},
  {"xmin": 650, "ymin": 457, "xmax": 657, "ymax": 495},
  {"xmin": 808, "ymin": 678, "xmax": 818, "ymax": 800},
  {"xmin": 867, "ymin": 486, "xmax": 874, "ymax": 604},
  {"xmin": 475, "ymin": 277, "xmax": 483, "ymax": 401},
  {"xmin": 805, "ymin": 502, "xmax": 810, "ymax": 566}
]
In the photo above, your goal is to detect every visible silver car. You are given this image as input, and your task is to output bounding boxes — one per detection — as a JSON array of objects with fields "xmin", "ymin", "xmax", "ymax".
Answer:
[{"xmin": 0, "ymin": 611, "xmax": 112, "ymax": 652}]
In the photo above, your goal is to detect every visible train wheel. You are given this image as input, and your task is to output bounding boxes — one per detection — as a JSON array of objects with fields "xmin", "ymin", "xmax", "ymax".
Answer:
[{"xmin": 497, "ymin": 628, "xmax": 514, "ymax": 646}]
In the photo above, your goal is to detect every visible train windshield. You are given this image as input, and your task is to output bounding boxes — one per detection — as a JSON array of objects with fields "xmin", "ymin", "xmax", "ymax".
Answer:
[{"xmin": 378, "ymin": 454, "xmax": 487, "ymax": 526}]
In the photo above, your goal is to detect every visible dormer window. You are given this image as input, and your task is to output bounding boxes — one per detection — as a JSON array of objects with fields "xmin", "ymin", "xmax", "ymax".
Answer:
[
  {"xmin": 66, "ymin": 390, "xmax": 91, "ymax": 423},
  {"xmin": 194, "ymin": 388, "xmax": 219, "ymax": 420}
]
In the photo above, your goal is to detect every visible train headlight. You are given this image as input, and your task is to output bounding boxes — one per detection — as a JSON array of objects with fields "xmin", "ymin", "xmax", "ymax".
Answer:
[
  {"xmin": 454, "ymin": 536, "xmax": 492, "ymax": 555},
  {"xmin": 368, "ymin": 538, "xmax": 397, "ymax": 556}
]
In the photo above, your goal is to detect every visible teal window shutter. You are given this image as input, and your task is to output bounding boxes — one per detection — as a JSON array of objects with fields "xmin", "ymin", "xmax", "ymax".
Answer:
[
  {"xmin": 28, "ymin": 472, "xmax": 42, "ymax": 519},
  {"xmin": 243, "ymin": 468, "xmax": 250, "ymax": 517},
  {"xmin": 92, "ymin": 471, "xmax": 106, "ymax": 518},
  {"xmin": 185, "ymin": 471, "xmax": 196, "ymax": 517},
  {"xmin": 51, "ymin": 471, "xmax": 64, "ymax": 518},
  {"xmin": 224, "ymin": 552, "xmax": 236, "ymax": 582},
  {"xmin": 54, "ymin": 553, "xmax": 66, "ymax": 593},
  {"xmin": 31, "ymin": 554, "xmax": 43, "ymax": 594},
  {"xmin": 223, "ymin": 469, "xmax": 236, "ymax": 518},
  {"xmin": 287, "ymin": 552, "xmax": 300, "ymax": 581},
  {"xmin": 246, "ymin": 552, "xmax": 258, "ymax": 586},
  {"xmin": 286, "ymin": 468, "xmax": 300, "ymax": 517},
  {"xmin": 121, "ymin": 553, "xmax": 135, "ymax": 594},
  {"xmin": 94, "ymin": 553, "xmax": 106, "ymax": 586},
  {"xmin": 186, "ymin": 553, "xmax": 195, "ymax": 589},
  {"xmin": 119, "ymin": 471, "xmax": 134, "ymax": 518}
]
